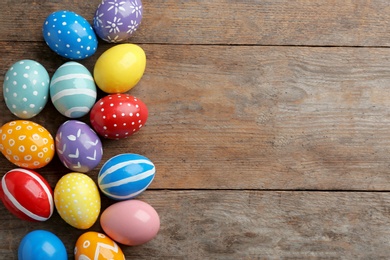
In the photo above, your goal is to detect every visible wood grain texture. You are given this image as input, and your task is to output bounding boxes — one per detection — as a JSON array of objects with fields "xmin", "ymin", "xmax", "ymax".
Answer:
[
  {"xmin": 1, "ymin": 42, "xmax": 390, "ymax": 190},
  {"xmin": 1, "ymin": 0, "xmax": 390, "ymax": 259},
  {"xmin": 2, "ymin": 0, "xmax": 390, "ymax": 46},
  {"xmin": 1, "ymin": 191, "xmax": 390, "ymax": 259}
]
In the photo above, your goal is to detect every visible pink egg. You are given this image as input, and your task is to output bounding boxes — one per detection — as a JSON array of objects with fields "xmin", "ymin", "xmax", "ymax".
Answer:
[{"xmin": 100, "ymin": 199, "xmax": 160, "ymax": 246}]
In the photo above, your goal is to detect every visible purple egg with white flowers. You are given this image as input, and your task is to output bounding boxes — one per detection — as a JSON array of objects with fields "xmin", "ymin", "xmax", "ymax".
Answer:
[
  {"xmin": 55, "ymin": 120, "xmax": 103, "ymax": 173},
  {"xmin": 93, "ymin": 0, "xmax": 143, "ymax": 43}
]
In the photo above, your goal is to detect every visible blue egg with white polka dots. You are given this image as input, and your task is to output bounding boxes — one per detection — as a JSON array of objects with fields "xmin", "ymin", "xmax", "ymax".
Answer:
[
  {"xmin": 3, "ymin": 60, "xmax": 50, "ymax": 119},
  {"xmin": 42, "ymin": 10, "xmax": 98, "ymax": 60}
]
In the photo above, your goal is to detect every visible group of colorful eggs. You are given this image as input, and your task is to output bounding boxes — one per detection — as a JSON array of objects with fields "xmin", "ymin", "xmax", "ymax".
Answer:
[{"xmin": 1, "ymin": 0, "xmax": 161, "ymax": 259}]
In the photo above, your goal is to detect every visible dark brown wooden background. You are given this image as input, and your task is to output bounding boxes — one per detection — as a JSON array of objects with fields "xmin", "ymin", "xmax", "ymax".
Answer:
[{"xmin": 2, "ymin": 0, "xmax": 390, "ymax": 259}]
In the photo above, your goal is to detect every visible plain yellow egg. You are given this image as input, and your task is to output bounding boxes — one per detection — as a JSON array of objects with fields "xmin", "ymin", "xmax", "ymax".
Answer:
[
  {"xmin": 54, "ymin": 173, "xmax": 101, "ymax": 229},
  {"xmin": 93, "ymin": 44, "xmax": 146, "ymax": 93}
]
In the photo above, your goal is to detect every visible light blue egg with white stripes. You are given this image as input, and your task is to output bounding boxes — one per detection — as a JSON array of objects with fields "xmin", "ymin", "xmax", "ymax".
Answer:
[
  {"xmin": 50, "ymin": 61, "xmax": 97, "ymax": 118},
  {"xmin": 98, "ymin": 153, "xmax": 155, "ymax": 200}
]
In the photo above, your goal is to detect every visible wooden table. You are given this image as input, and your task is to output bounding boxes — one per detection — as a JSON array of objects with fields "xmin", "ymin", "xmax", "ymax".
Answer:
[{"xmin": 2, "ymin": 0, "xmax": 390, "ymax": 259}]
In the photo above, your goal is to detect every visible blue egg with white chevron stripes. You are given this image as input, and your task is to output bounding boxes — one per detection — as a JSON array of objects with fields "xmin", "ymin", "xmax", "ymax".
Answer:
[
  {"xmin": 43, "ymin": 10, "xmax": 98, "ymax": 60},
  {"xmin": 98, "ymin": 153, "xmax": 155, "ymax": 200},
  {"xmin": 50, "ymin": 61, "xmax": 97, "ymax": 118}
]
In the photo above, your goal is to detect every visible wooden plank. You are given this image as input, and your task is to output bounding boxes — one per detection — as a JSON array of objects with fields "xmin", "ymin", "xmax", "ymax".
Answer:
[
  {"xmin": 2, "ymin": 0, "xmax": 390, "ymax": 46},
  {"xmin": 1, "ymin": 190, "xmax": 390, "ymax": 259},
  {"xmin": 1, "ymin": 42, "xmax": 390, "ymax": 190}
]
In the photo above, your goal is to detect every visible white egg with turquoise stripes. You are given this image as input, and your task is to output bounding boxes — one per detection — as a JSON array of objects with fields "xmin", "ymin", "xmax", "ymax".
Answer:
[
  {"xmin": 50, "ymin": 61, "xmax": 97, "ymax": 118},
  {"xmin": 98, "ymin": 153, "xmax": 155, "ymax": 200}
]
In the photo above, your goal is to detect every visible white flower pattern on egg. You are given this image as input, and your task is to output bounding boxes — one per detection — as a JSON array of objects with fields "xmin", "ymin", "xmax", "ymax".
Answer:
[
  {"xmin": 107, "ymin": 0, "xmax": 127, "ymax": 14},
  {"xmin": 130, "ymin": 0, "xmax": 142, "ymax": 18},
  {"xmin": 93, "ymin": 0, "xmax": 143, "ymax": 43}
]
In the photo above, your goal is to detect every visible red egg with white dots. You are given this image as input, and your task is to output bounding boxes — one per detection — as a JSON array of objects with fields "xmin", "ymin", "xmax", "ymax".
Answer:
[{"xmin": 90, "ymin": 94, "xmax": 148, "ymax": 139}]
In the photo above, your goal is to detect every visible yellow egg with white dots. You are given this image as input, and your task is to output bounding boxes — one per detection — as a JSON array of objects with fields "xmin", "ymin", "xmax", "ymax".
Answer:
[{"xmin": 54, "ymin": 173, "xmax": 101, "ymax": 229}]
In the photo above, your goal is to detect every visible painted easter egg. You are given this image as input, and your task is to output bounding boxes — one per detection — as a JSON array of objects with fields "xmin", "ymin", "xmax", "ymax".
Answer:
[
  {"xmin": 90, "ymin": 94, "xmax": 148, "ymax": 139},
  {"xmin": 0, "ymin": 120, "xmax": 55, "ymax": 169},
  {"xmin": 100, "ymin": 199, "xmax": 160, "ymax": 246},
  {"xmin": 18, "ymin": 230, "xmax": 67, "ymax": 260},
  {"xmin": 50, "ymin": 62, "xmax": 97, "ymax": 118},
  {"xmin": 54, "ymin": 173, "xmax": 101, "ymax": 229},
  {"xmin": 0, "ymin": 168, "xmax": 53, "ymax": 222},
  {"xmin": 43, "ymin": 10, "xmax": 98, "ymax": 60},
  {"xmin": 98, "ymin": 153, "xmax": 155, "ymax": 200},
  {"xmin": 93, "ymin": 0, "xmax": 143, "ymax": 43},
  {"xmin": 74, "ymin": 232, "xmax": 125, "ymax": 260},
  {"xmin": 56, "ymin": 120, "xmax": 103, "ymax": 172},
  {"xmin": 3, "ymin": 60, "xmax": 50, "ymax": 119},
  {"xmin": 93, "ymin": 44, "xmax": 146, "ymax": 93}
]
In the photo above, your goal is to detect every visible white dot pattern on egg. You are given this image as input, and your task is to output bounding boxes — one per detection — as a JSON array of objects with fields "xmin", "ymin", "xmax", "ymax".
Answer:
[
  {"xmin": 3, "ymin": 60, "xmax": 50, "ymax": 119},
  {"xmin": 54, "ymin": 173, "xmax": 101, "ymax": 229},
  {"xmin": 43, "ymin": 10, "xmax": 98, "ymax": 60}
]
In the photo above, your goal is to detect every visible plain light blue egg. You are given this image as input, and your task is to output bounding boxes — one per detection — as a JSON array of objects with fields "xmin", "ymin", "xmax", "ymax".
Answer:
[
  {"xmin": 18, "ymin": 230, "xmax": 68, "ymax": 260},
  {"xmin": 3, "ymin": 60, "xmax": 50, "ymax": 119},
  {"xmin": 50, "ymin": 61, "xmax": 97, "ymax": 118}
]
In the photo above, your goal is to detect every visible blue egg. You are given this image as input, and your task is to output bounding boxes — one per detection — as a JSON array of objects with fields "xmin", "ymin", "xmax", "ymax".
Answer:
[
  {"xmin": 18, "ymin": 230, "xmax": 67, "ymax": 260},
  {"xmin": 50, "ymin": 61, "xmax": 97, "ymax": 118},
  {"xmin": 43, "ymin": 10, "xmax": 98, "ymax": 60},
  {"xmin": 98, "ymin": 153, "xmax": 155, "ymax": 200},
  {"xmin": 3, "ymin": 60, "xmax": 50, "ymax": 119}
]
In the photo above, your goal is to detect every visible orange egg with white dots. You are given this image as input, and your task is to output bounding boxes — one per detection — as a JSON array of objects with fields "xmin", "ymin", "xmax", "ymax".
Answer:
[
  {"xmin": 54, "ymin": 172, "xmax": 101, "ymax": 229},
  {"xmin": 0, "ymin": 120, "xmax": 55, "ymax": 169}
]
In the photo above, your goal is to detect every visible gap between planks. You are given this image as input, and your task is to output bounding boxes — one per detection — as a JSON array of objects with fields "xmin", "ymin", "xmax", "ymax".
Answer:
[
  {"xmin": 3, "ymin": 40, "xmax": 390, "ymax": 49},
  {"xmin": 146, "ymin": 188, "xmax": 390, "ymax": 193}
]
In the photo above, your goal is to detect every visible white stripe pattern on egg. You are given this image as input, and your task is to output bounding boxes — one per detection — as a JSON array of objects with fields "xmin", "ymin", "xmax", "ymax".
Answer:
[
  {"xmin": 101, "ymin": 185, "xmax": 148, "ymax": 200},
  {"xmin": 50, "ymin": 61, "xmax": 97, "ymax": 118},
  {"xmin": 2, "ymin": 169, "xmax": 53, "ymax": 221},
  {"xmin": 50, "ymin": 73, "xmax": 94, "ymax": 86},
  {"xmin": 64, "ymin": 106, "xmax": 91, "ymax": 117},
  {"xmin": 51, "ymin": 88, "xmax": 97, "ymax": 103},
  {"xmin": 98, "ymin": 159, "xmax": 155, "ymax": 183},
  {"xmin": 57, "ymin": 62, "xmax": 85, "ymax": 68},
  {"xmin": 99, "ymin": 169, "xmax": 155, "ymax": 189}
]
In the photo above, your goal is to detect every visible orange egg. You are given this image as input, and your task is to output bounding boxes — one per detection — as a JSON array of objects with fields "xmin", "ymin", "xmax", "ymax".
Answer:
[
  {"xmin": 74, "ymin": 231, "xmax": 125, "ymax": 260},
  {"xmin": 0, "ymin": 120, "xmax": 55, "ymax": 169}
]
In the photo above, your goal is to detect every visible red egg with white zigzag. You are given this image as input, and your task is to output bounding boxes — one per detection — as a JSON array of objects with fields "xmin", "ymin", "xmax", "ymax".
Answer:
[{"xmin": 0, "ymin": 168, "xmax": 54, "ymax": 221}]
